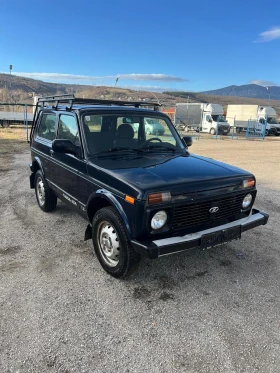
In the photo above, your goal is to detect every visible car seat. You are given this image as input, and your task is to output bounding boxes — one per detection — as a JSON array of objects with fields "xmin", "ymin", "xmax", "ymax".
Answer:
[{"xmin": 114, "ymin": 123, "xmax": 135, "ymax": 148}]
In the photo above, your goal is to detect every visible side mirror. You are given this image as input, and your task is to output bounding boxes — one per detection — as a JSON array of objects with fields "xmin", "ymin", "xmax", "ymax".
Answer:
[
  {"xmin": 52, "ymin": 139, "xmax": 81, "ymax": 157},
  {"xmin": 182, "ymin": 136, "xmax": 192, "ymax": 147}
]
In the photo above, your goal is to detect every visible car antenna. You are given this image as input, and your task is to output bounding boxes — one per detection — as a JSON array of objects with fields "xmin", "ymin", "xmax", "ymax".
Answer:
[{"xmin": 149, "ymin": 91, "xmax": 161, "ymax": 107}]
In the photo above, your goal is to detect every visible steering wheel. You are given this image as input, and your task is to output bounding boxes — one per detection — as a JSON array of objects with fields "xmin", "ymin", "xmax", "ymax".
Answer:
[{"xmin": 139, "ymin": 137, "xmax": 162, "ymax": 148}]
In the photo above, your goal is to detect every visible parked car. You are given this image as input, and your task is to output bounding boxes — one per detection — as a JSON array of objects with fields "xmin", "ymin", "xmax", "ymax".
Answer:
[
  {"xmin": 29, "ymin": 95, "xmax": 269, "ymax": 278},
  {"xmin": 132, "ymin": 118, "xmax": 165, "ymax": 135}
]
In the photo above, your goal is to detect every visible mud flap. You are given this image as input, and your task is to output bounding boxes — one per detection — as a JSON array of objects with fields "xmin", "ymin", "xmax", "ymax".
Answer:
[
  {"xmin": 30, "ymin": 173, "xmax": 35, "ymax": 189},
  {"xmin": 84, "ymin": 224, "xmax": 92, "ymax": 241}
]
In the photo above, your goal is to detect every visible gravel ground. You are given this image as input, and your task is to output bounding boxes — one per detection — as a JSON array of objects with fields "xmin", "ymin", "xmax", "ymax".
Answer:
[{"xmin": 0, "ymin": 138, "xmax": 280, "ymax": 373}]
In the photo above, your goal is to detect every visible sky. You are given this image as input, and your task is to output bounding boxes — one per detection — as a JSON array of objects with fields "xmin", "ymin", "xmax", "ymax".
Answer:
[{"xmin": 0, "ymin": 0, "xmax": 280, "ymax": 93}]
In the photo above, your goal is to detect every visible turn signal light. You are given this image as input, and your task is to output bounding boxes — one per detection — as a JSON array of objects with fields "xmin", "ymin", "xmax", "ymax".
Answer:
[
  {"xmin": 243, "ymin": 178, "xmax": 255, "ymax": 188},
  {"xmin": 125, "ymin": 195, "xmax": 135, "ymax": 204},
  {"xmin": 148, "ymin": 192, "xmax": 171, "ymax": 205}
]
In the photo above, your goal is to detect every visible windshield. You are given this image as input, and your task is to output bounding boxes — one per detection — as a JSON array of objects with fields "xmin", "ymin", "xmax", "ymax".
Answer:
[
  {"xmin": 267, "ymin": 117, "xmax": 279, "ymax": 124},
  {"xmin": 211, "ymin": 115, "xmax": 227, "ymax": 123},
  {"xmin": 82, "ymin": 113, "xmax": 185, "ymax": 156}
]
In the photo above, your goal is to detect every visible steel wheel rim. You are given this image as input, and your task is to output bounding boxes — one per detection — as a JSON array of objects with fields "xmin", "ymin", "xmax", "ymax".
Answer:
[
  {"xmin": 97, "ymin": 221, "xmax": 120, "ymax": 267},
  {"xmin": 36, "ymin": 177, "xmax": 45, "ymax": 206}
]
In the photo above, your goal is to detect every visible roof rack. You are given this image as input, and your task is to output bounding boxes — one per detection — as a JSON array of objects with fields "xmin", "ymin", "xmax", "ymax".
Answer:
[
  {"xmin": 37, "ymin": 94, "xmax": 161, "ymax": 110},
  {"xmin": 29, "ymin": 94, "xmax": 161, "ymax": 144}
]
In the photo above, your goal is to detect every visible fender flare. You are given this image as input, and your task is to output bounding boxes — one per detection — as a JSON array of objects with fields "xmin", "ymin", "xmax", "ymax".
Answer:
[
  {"xmin": 31, "ymin": 156, "xmax": 45, "ymax": 177},
  {"xmin": 86, "ymin": 189, "xmax": 132, "ymax": 236}
]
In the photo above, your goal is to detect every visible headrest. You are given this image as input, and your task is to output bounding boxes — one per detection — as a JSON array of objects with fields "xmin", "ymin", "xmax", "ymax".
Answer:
[{"xmin": 116, "ymin": 123, "xmax": 134, "ymax": 139}]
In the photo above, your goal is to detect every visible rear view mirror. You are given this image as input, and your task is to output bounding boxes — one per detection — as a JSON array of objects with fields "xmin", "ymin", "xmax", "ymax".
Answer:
[{"xmin": 182, "ymin": 136, "xmax": 192, "ymax": 147}]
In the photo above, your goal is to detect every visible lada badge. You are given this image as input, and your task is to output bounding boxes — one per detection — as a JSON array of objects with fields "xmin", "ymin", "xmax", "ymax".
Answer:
[{"xmin": 209, "ymin": 207, "xmax": 219, "ymax": 213}]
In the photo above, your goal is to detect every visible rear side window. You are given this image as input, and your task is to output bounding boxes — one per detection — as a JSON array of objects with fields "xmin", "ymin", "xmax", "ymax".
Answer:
[{"xmin": 37, "ymin": 113, "xmax": 56, "ymax": 141}]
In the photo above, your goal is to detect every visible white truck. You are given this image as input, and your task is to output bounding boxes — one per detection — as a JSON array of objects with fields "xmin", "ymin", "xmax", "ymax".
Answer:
[
  {"xmin": 175, "ymin": 103, "xmax": 230, "ymax": 135},
  {"xmin": 226, "ymin": 105, "xmax": 280, "ymax": 136}
]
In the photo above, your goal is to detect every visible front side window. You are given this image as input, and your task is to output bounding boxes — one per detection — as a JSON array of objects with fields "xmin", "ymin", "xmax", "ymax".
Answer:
[
  {"xmin": 212, "ymin": 115, "xmax": 227, "ymax": 123},
  {"xmin": 267, "ymin": 117, "xmax": 278, "ymax": 124},
  {"xmin": 37, "ymin": 113, "xmax": 56, "ymax": 141},
  {"xmin": 57, "ymin": 115, "xmax": 80, "ymax": 146},
  {"xmin": 82, "ymin": 113, "xmax": 184, "ymax": 155}
]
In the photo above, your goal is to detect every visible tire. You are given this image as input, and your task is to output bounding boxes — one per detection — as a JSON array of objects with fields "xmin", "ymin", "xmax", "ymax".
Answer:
[
  {"xmin": 1, "ymin": 120, "xmax": 10, "ymax": 128},
  {"xmin": 210, "ymin": 128, "xmax": 216, "ymax": 135},
  {"xmin": 265, "ymin": 129, "xmax": 269, "ymax": 136},
  {"xmin": 34, "ymin": 170, "xmax": 57, "ymax": 212},
  {"xmin": 184, "ymin": 126, "xmax": 189, "ymax": 132},
  {"xmin": 92, "ymin": 207, "xmax": 141, "ymax": 278},
  {"xmin": 146, "ymin": 129, "xmax": 151, "ymax": 135}
]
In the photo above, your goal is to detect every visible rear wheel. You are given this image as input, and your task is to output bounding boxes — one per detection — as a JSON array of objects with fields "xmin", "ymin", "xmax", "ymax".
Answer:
[
  {"xmin": 92, "ymin": 207, "xmax": 141, "ymax": 278},
  {"xmin": 35, "ymin": 170, "xmax": 57, "ymax": 212},
  {"xmin": 1, "ymin": 120, "xmax": 10, "ymax": 128}
]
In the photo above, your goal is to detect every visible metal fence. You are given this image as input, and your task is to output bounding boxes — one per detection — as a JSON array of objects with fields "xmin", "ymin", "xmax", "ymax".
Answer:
[
  {"xmin": 175, "ymin": 115, "xmax": 269, "ymax": 141},
  {"xmin": 246, "ymin": 119, "xmax": 266, "ymax": 140}
]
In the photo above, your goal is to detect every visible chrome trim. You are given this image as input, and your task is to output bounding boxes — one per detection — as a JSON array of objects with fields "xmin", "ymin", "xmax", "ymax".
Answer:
[{"xmin": 46, "ymin": 179, "xmax": 85, "ymax": 207}]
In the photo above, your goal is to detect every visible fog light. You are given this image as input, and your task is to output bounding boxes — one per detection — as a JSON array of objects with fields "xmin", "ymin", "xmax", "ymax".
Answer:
[
  {"xmin": 242, "ymin": 193, "xmax": 252, "ymax": 209},
  {"xmin": 151, "ymin": 210, "xmax": 167, "ymax": 230}
]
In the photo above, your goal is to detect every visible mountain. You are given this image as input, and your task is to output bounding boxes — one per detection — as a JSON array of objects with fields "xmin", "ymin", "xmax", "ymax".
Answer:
[{"xmin": 201, "ymin": 84, "xmax": 280, "ymax": 100}]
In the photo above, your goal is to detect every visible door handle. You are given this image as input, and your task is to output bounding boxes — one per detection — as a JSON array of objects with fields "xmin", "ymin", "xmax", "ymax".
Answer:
[{"xmin": 50, "ymin": 149, "xmax": 54, "ymax": 156}]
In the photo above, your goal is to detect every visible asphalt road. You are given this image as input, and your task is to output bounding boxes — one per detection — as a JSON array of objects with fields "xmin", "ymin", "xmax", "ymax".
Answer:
[{"xmin": 1, "ymin": 141, "xmax": 280, "ymax": 373}]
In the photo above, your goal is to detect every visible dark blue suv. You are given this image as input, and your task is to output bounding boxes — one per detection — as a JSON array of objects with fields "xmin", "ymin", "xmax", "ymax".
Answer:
[{"xmin": 29, "ymin": 95, "xmax": 269, "ymax": 278}]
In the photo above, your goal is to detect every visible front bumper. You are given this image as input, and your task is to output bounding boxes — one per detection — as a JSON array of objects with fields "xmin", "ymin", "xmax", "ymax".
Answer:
[{"xmin": 131, "ymin": 209, "xmax": 269, "ymax": 259}]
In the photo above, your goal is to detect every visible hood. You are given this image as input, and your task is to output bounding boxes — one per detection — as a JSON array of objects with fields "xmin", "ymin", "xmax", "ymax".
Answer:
[{"xmin": 88, "ymin": 153, "xmax": 252, "ymax": 198}]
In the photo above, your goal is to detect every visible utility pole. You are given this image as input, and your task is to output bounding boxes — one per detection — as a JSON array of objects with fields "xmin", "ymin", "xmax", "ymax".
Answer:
[
  {"xmin": 9, "ymin": 65, "xmax": 13, "ymax": 111},
  {"xmin": 266, "ymin": 87, "xmax": 270, "ymax": 106},
  {"xmin": 113, "ymin": 77, "xmax": 119, "ymax": 99}
]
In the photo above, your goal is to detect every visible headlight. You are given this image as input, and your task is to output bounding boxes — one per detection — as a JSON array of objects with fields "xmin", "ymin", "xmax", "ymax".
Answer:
[
  {"xmin": 243, "ymin": 178, "xmax": 255, "ymax": 188},
  {"xmin": 151, "ymin": 210, "xmax": 167, "ymax": 230},
  {"xmin": 242, "ymin": 193, "xmax": 253, "ymax": 209}
]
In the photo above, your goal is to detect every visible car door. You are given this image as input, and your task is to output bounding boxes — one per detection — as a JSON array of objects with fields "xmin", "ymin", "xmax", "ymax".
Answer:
[{"xmin": 49, "ymin": 113, "xmax": 85, "ymax": 208}]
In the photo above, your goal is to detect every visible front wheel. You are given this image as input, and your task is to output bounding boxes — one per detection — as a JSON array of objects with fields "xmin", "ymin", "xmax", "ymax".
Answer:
[
  {"xmin": 210, "ymin": 128, "xmax": 216, "ymax": 135},
  {"xmin": 92, "ymin": 207, "xmax": 141, "ymax": 278},
  {"xmin": 35, "ymin": 170, "xmax": 57, "ymax": 212}
]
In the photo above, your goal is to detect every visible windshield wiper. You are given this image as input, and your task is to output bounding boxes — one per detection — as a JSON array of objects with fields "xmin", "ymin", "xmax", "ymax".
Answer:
[
  {"xmin": 93, "ymin": 147, "xmax": 144, "ymax": 156},
  {"xmin": 140, "ymin": 144, "xmax": 176, "ymax": 152}
]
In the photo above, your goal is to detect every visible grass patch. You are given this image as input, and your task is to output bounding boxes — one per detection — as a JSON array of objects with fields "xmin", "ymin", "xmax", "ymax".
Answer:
[{"xmin": 0, "ymin": 128, "xmax": 29, "ymax": 155}]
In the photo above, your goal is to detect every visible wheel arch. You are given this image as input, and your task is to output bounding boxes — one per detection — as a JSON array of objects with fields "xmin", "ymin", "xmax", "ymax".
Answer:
[
  {"xmin": 86, "ymin": 189, "xmax": 132, "ymax": 236},
  {"xmin": 31, "ymin": 156, "xmax": 45, "ymax": 176},
  {"xmin": 30, "ymin": 157, "xmax": 45, "ymax": 188}
]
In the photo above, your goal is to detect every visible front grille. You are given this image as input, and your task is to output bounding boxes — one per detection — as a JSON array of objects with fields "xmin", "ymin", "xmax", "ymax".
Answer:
[{"xmin": 172, "ymin": 193, "xmax": 246, "ymax": 230}]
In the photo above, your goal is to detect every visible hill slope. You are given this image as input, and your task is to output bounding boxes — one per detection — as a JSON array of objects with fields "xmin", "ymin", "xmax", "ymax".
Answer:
[
  {"xmin": 0, "ymin": 74, "xmax": 279, "ymax": 117},
  {"xmin": 201, "ymin": 84, "xmax": 280, "ymax": 100}
]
